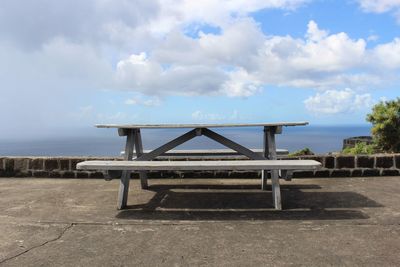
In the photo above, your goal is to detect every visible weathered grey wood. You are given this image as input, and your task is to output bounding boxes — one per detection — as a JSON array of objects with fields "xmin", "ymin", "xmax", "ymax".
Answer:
[
  {"xmin": 117, "ymin": 129, "xmax": 135, "ymax": 210},
  {"xmin": 121, "ymin": 148, "xmax": 289, "ymax": 157},
  {"xmin": 133, "ymin": 129, "xmax": 148, "ymax": 189},
  {"xmin": 118, "ymin": 128, "xmax": 129, "ymax": 136},
  {"xmin": 266, "ymin": 127, "xmax": 282, "ymax": 210},
  {"xmin": 136, "ymin": 129, "xmax": 198, "ymax": 161},
  {"xmin": 261, "ymin": 127, "xmax": 269, "ymax": 191},
  {"xmin": 77, "ymin": 159, "xmax": 321, "ymax": 171},
  {"xmin": 96, "ymin": 122, "xmax": 309, "ymax": 129},
  {"xmin": 201, "ymin": 128, "xmax": 266, "ymax": 160}
]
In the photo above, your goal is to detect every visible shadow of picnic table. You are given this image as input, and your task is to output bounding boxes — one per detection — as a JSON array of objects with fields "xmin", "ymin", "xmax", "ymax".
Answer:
[{"xmin": 116, "ymin": 183, "xmax": 382, "ymax": 221}]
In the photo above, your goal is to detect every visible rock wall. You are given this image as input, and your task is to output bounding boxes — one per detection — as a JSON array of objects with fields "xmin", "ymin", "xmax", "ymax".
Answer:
[{"xmin": 1, "ymin": 154, "xmax": 400, "ymax": 179}]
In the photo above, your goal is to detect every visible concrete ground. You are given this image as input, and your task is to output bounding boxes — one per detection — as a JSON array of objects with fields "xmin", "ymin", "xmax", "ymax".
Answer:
[{"xmin": 0, "ymin": 177, "xmax": 399, "ymax": 266}]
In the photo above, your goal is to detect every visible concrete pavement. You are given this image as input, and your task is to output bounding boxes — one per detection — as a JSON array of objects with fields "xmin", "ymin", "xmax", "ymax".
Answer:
[{"xmin": 0, "ymin": 177, "xmax": 399, "ymax": 266}]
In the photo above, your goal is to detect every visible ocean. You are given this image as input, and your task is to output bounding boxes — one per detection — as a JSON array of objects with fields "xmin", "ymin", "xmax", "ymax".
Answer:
[{"xmin": 0, "ymin": 125, "xmax": 371, "ymax": 156}]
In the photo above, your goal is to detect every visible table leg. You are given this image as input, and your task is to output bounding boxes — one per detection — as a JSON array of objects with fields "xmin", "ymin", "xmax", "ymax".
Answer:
[
  {"xmin": 265, "ymin": 126, "xmax": 282, "ymax": 210},
  {"xmin": 134, "ymin": 129, "xmax": 148, "ymax": 189},
  {"xmin": 261, "ymin": 127, "xmax": 268, "ymax": 190},
  {"xmin": 117, "ymin": 129, "xmax": 135, "ymax": 210}
]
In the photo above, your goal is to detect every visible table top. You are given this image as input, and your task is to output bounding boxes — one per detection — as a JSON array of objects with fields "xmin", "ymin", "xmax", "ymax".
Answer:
[{"xmin": 95, "ymin": 122, "xmax": 309, "ymax": 129}]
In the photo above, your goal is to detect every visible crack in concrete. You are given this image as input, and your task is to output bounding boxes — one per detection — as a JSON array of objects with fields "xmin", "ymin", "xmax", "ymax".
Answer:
[
  {"xmin": 0, "ymin": 223, "xmax": 74, "ymax": 265},
  {"xmin": 36, "ymin": 220, "xmax": 400, "ymax": 227}
]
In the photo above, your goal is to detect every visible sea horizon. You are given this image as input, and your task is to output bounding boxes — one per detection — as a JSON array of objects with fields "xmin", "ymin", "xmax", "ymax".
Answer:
[{"xmin": 0, "ymin": 125, "xmax": 371, "ymax": 156}]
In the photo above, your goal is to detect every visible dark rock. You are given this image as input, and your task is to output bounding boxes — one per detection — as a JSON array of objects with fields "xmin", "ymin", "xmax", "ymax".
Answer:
[
  {"xmin": 33, "ymin": 171, "xmax": 49, "ymax": 178},
  {"xmin": 90, "ymin": 172, "xmax": 104, "ymax": 179},
  {"xmin": 351, "ymin": 169, "xmax": 363, "ymax": 177},
  {"xmin": 13, "ymin": 158, "xmax": 29, "ymax": 171},
  {"xmin": 62, "ymin": 171, "xmax": 76, "ymax": 178},
  {"xmin": 214, "ymin": 171, "xmax": 230, "ymax": 178},
  {"xmin": 395, "ymin": 155, "xmax": 400, "ymax": 169},
  {"xmin": 59, "ymin": 159, "xmax": 70, "ymax": 170},
  {"xmin": 314, "ymin": 170, "xmax": 330, "ymax": 178},
  {"xmin": 336, "ymin": 156, "xmax": 355, "ymax": 169},
  {"xmin": 324, "ymin": 156, "xmax": 335, "ymax": 169},
  {"xmin": 49, "ymin": 171, "xmax": 62, "ymax": 178},
  {"xmin": 331, "ymin": 170, "xmax": 351, "ymax": 177},
  {"xmin": 292, "ymin": 171, "xmax": 315, "ymax": 178},
  {"xmin": 376, "ymin": 156, "xmax": 394, "ymax": 168},
  {"xmin": 44, "ymin": 159, "xmax": 59, "ymax": 171},
  {"xmin": 4, "ymin": 158, "xmax": 14, "ymax": 171},
  {"xmin": 147, "ymin": 171, "xmax": 163, "ymax": 178},
  {"xmin": 30, "ymin": 159, "xmax": 44, "ymax": 170},
  {"xmin": 76, "ymin": 171, "xmax": 89, "ymax": 178},
  {"xmin": 160, "ymin": 171, "xmax": 182, "ymax": 178},
  {"xmin": 363, "ymin": 169, "xmax": 380, "ymax": 177},
  {"xmin": 381, "ymin": 169, "xmax": 399, "ymax": 176},
  {"xmin": 229, "ymin": 171, "xmax": 260, "ymax": 178},
  {"xmin": 14, "ymin": 171, "xmax": 32, "ymax": 177},
  {"xmin": 357, "ymin": 156, "xmax": 374, "ymax": 168}
]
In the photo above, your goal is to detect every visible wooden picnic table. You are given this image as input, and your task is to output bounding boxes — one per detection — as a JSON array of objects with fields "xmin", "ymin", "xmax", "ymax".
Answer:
[{"xmin": 82, "ymin": 122, "xmax": 316, "ymax": 210}]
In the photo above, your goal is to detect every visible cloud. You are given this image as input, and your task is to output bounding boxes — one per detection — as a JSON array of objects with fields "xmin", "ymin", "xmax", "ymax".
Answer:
[
  {"xmin": 304, "ymin": 88, "xmax": 373, "ymax": 114},
  {"xmin": 2, "ymin": 0, "xmax": 400, "ymax": 123},
  {"xmin": 191, "ymin": 110, "xmax": 242, "ymax": 121},
  {"xmin": 191, "ymin": 110, "xmax": 225, "ymax": 121},
  {"xmin": 357, "ymin": 0, "xmax": 400, "ymax": 22},
  {"xmin": 357, "ymin": 0, "xmax": 400, "ymax": 13},
  {"xmin": 370, "ymin": 38, "xmax": 400, "ymax": 69},
  {"xmin": 125, "ymin": 96, "xmax": 162, "ymax": 106},
  {"xmin": 114, "ymin": 19, "xmax": 380, "ymax": 96},
  {"xmin": 2, "ymin": 0, "xmax": 400, "ymax": 100}
]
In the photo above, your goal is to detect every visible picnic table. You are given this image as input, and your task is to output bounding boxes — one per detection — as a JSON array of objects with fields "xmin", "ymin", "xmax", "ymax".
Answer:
[{"xmin": 77, "ymin": 122, "xmax": 321, "ymax": 210}]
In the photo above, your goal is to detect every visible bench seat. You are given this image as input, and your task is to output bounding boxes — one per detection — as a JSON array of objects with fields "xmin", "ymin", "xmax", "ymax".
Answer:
[
  {"xmin": 77, "ymin": 159, "xmax": 321, "ymax": 171},
  {"xmin": 77, "ymin": 159, "xmax": 321, "ymax": 211}
]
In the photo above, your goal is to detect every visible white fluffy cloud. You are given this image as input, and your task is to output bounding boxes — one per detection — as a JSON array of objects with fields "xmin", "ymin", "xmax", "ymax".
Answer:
[
  {"xmin": 191, "ymin": 110, "xmax": 241, "ymax": 121},
  {"xmin": 2, "ymin": 0, "xmax": 400, "ymax": 110},
  {"xmin": 304, "ymin": 88, "xmax": 373, "ymax": 114},
  {"xmin": 125, "ymin": 95, "xmax": 161, "ymax": 107},
  {"xmin": 357, "ymin": 0, "xmax": 400, "ymax": 13},
  {"xmin": 357, "ymin": 0, "xmax": 400, "ymax": 22},
  {"xmin": 115, "ymin": 19, "xmax": 399, "ymax": 96}
]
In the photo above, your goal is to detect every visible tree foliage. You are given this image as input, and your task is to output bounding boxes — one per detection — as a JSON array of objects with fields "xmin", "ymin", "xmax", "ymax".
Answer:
[
  {"xmin": 342, "ymin": 142, "xmax": 375, "ymax": 155},
  {"xmin": 366, "ymin": 98, "xmax": 400, "ymax": 153},
  {"xmin": 288, "ymin": 148, "xmax": 314, "ymax": 157}
]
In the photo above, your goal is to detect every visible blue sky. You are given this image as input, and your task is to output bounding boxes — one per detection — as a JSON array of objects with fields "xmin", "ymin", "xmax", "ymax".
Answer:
[{"xmin": 1, "ymin": 0, "xmax": 400, "ymax": 138}]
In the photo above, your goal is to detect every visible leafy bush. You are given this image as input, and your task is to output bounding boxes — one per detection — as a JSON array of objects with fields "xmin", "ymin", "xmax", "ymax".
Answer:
[
  {"xmin": 366, "ymin": 98, "xmax": 400, "ymax": 153},
  {"xmin": 342, "ymin": 142, "xmax": 375, "ymax": 155},
  {"xmin": 288, "ymin": 147, "xmax": 314, "ymax": 157}
]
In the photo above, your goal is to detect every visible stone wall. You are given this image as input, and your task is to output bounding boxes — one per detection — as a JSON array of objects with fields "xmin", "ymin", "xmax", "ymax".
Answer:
[
  {"xmin": 1, "ymin": 154, "xmax": 400, "ymax": 179},
  {"xmin": 292, "ymin": 154, "xmax": 400, "ymax": 178}
]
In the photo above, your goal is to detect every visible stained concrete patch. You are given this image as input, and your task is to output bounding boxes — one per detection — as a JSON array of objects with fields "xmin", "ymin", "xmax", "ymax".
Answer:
[{"xmin": 0, "ymin": 177, "xmax": 399, "ymax": 266}]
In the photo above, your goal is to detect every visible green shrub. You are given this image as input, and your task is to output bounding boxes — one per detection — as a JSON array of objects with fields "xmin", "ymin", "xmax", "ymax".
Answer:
[
  {"xmin": 288, "ymin": 147, "xmax": 314, "ymax": 157},
  {"xmin": 342, "ymin": 142, "xmax": 375, "ymax": 155},
  {"xmin": 366, "ymin": 98, "xmax": 400, "ymax": 153}
]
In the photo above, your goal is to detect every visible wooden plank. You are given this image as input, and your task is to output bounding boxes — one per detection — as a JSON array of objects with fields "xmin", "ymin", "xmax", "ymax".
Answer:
[
  {"xmin": 201, "ymin": 128, "xmax": 266, "ymax": 160},
  {"xmin": 133, "ymin": 129, "xmax": 148, "ymax": 189},
  {"xmin": 266, "ymin": 127, "xmax": 282, "ymax": 210},
  {"xmin": 261, "ymin": 127, "xmax": 269, "ymax": 191},
  {"xmin": 117, "ymin": 129, "xmax": 135, "ymax": 210},
  {"xmin": 95, "ymin": 122, "xmax": 309, "ymax": 129},
  {"xmin": 77, "ymin": 159, "xmax": 321, "ymax": 171}
]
